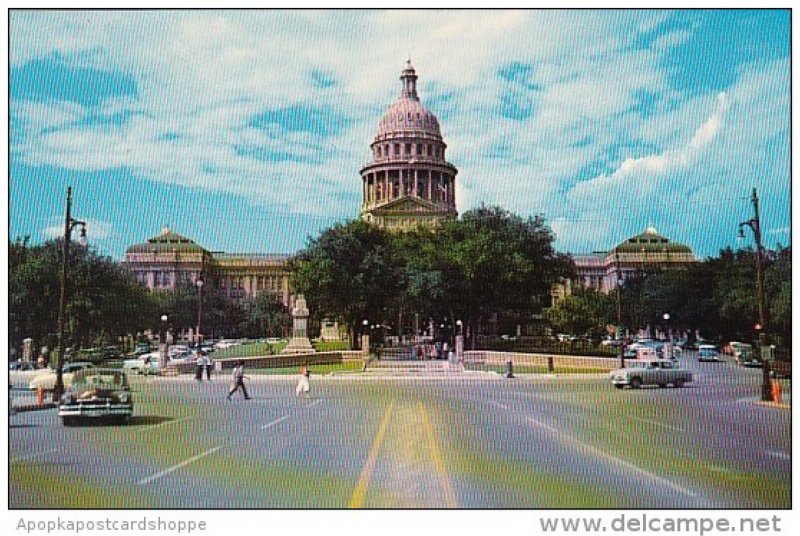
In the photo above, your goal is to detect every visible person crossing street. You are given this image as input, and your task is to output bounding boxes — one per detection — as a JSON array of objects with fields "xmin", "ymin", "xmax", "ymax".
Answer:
[
  {"xmin": 295, "ymin": 362, "xmax": 311, "ymax": 398},
  {"xmin": 227, "ymin": 361, "xmax": 250, "ymax": 400}
]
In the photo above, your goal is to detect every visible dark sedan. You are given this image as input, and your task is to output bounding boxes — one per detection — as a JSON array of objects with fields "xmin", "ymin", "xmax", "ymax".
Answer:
[{"xmin": 58, "ymin": 368, "xmax": 133, "ymax": 426}]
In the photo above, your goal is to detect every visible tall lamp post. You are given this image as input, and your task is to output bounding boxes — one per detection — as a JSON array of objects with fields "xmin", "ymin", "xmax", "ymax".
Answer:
[
  {"xmin": 738, "ymin": 187, "xmax": 770, "ymax": 401},
  {"xmin": 362, "ymin": 319, "xmax": 369, "ymax": 354},
  {"xmin": 195, "ymin": 276, "xmax": 204, "ymax": 348},
  {"xmin": 54, "ymin": 187, "xmax": 87, "ymax": 401},
  {"xmin": 160, "ymin": 314, "xmax": 169, "ymax": 371},
  {"xmin": 662, "ymin": 313, "xmax": 672, "ymax": 360}
]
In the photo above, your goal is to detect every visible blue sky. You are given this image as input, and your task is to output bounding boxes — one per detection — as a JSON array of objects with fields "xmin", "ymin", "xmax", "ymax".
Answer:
[{"xmin": 8, "ymin": 10, "xmax": 791, "ymax": 260}]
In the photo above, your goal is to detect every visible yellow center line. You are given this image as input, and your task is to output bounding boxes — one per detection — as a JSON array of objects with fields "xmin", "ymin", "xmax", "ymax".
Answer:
[
  {"xmin": 348, "ymin": 400, "xmax": 395, "ymax": 508},
  {"xmin": 418, "ymin": 401, "xmax": 457, "ymax": 508}
]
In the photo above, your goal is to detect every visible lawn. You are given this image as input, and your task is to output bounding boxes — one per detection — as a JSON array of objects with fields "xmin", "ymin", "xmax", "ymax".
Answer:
[
  {"xmin": 213, "ymin": 340, "xmax": 351, "ymax": 359},
  {"xmin": 249, "ymin": 361, "xmax": 363, "ymax": 375}
]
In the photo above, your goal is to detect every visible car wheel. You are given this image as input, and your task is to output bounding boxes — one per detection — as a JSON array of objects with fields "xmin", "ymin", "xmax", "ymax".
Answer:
[
  {"xmin": 614, "ymin": 384, "xmax": 624, "ymax": 389},
  {"xmin": 630, "ymin": 377, "xmax": 643, "ymax": 389},
  {"xmin": 658, "ymin": 383, "xmax": 666, "ymax": 388},
  {"xmin": 674, "ymin": 379, "xmax": 685, "ymax": 388},
  {"xmin": 62, "ymin": 417, "xmax": 76, "ymax": 427}
]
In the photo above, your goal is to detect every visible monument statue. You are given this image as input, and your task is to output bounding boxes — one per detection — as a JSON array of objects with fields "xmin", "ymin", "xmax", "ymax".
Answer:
[{"xmin": 282, "ymin": 294, "xmax": 315, "ymax": 354}]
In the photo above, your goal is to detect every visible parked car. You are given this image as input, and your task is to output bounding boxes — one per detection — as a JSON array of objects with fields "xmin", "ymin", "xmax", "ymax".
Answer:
[
  {"xmin": 28, "ymin": 362, "xmax": 95, "ymax": 391},
  {"xmin": 690, "ymin": 339, "xmax": 716, "ymax": 351},
  {"xmin": 9, "ymin": 360, "xmax": 36, "ymax": 371},
  {"xmin": 122, "ymin": 351, "xmax": 161, "ymax": 375},
  {"xmin": 727, "ymin": 342, "xmax": 756, "ymax": 365},
  {"xmin": 213, "ymin": 339, "xmax": 240, "ymax": 350},
  {"xmin": 58, "ymin": 368, "xmax": 133, "ymax": 426},
  {"xmin": 609, "ymin": 359, "xmax": 693, "ymax": 389},
  {"xmin": 697, "ymin": 344, "xmax": 721, "ymax": 362}
]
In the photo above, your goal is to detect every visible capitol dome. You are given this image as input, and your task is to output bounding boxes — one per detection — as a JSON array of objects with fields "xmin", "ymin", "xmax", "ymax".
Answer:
[{"xmin": 360, "ymin": 61, "xmax": 458, "ymax": 231}]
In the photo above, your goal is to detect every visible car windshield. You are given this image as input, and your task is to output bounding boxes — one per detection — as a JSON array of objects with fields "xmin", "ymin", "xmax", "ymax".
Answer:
[{"xmin": 72, "ymin": 371, "xmax": 127, "ymax": 389}]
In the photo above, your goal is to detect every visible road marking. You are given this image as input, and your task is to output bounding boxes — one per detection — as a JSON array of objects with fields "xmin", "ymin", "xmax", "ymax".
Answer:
[
  {"xmin": 137, "ymin": 416, "xmax": 190, "ymax": 433},
  {"xmin": 523, "ymin": 415, "xmax": 698, "ymax": 499},
  {"xmin": 630, "ymin": 415, "xmax": 686, "ymax": 433},
  {"xmin": 767, "ymin": 450, "xmax": 790, "ymax": 461},
  {"xmin": 261, "ymin": 415, "xmax": 289, "ymax": 430},
  {"xmin": 137, "ymin": 446, "xmax": 222, "ymax": 486},
  {"xmin": 490, "ymin": 400, "xmax": 509, "ymax": 411},
  {"xmin": 418, "ymin": 401, "xmax": 457, "ymax": 508},
  {"xmin": 10, "ymin": 448, "xmax": 59, "ymax": 463},
  {"xmin": 348, "ymin": 400, "xmax": 394, "ymax": 508}
]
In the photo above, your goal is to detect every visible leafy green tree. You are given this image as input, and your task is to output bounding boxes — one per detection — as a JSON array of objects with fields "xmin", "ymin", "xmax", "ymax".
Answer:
[
  {"xmin": 289, "ymin": 220, "xmax": 406, "ymax": 346},
  {"xmin": 545, "ymin": 287, "xmax": 615, "ymax": 340},
  {"xmin": 432, "ymin": 206, "xmax": 573, "ymax": 344},
  {"xmin": 240, "ymin": 294, "xmax": 290, "ymax": 339},
  {"xmin": 9, "ymin": 238, "xmax": 159, "ymax": 354}
]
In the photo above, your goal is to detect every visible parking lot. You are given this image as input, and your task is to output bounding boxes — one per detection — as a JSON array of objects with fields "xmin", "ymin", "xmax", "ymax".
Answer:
[{"xmin": 9, "ymin": 354, "xmax": 791, "ymax": 509}]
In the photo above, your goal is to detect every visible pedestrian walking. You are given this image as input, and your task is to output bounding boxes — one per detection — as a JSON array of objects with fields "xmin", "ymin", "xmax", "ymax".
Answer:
[
  {"xmin": 194, "ymin": 351, "xmax": 205, "ymax": 381},
  {"xmin": 227, "ymin": 361, "xmax": 250, "ymax": 400},
  {"xmin": 295, "ymin": 362, "xmax": 311, "ymax": 398},
  {"xmin": 205, "ymin": 352, "xmax": 214, "ymax": 380}
]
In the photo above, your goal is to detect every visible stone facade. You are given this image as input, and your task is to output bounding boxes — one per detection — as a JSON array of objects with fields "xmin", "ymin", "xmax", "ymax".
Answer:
[
  {"xmin": 554, "ymin": 226, "xmax": 697, "ymax": 300},
  {"xmin": 360, "ymin": 61, "xmax": 458, "ymax": 230},
  {"xmin": 123, "ymin": 228, "xmax": 291, "ymax": 306}
]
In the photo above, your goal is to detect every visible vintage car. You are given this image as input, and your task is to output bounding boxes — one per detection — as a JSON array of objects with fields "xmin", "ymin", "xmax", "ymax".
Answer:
[
  {"xmin": 58, "ymin": 368, "xmax": 133, "ymax": 426},
  {"xmin": 697, "ymin": 344, "xmax": 721, "ymax": 362},
  {"xmin": 610, "ymin": 359, "xmax": 693, "ymax": 389},
  {"xmin": 28, "ymin": 361, "xmax": 95, "ymax": 391}
]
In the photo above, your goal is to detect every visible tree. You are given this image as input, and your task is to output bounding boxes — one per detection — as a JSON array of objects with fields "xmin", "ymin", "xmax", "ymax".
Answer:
[
  {"xmin": 545, "ymin": 287, "xmax": 614, "ymax": 340},
  {"xmin": 289, "ymin": 220, "xmax": 406, "ymax": 347},
  {"xmin": 9, "ymin": 238, "xmax": 159, "ymax": 354},
  {"xmin": 240, "ymin": 294, "xmax": 290, "ymax": 339},
  {"xmin": 431, "ymin": 206, "xmax": 573, "ymax": 343}
]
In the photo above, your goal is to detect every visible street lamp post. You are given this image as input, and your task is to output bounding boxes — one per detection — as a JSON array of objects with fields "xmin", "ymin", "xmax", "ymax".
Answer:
[
  {"xmin": 160, "ymin": 314, "xmax": 169, "ymax": 371},
  {"xmin": 362, "ymin": 319, "xmax": 369, "ymax": 354},
  {"xmin": 455, "ymin": 320, "xmax": 464, "ymax": 363},
  {"xmin": 662, "ymin": 312, "xmax": 672, "ymax": 360},
  {"xmin": 738, "ymin": 187, "xmax": 770, "ymax": 401},
  {"xmin": 196, "ymin": 276, "xmax": 204, "ymax": 348},
  {"xmin": 54, "ymin": 186, "xmax": 87, "ymax": 401}
]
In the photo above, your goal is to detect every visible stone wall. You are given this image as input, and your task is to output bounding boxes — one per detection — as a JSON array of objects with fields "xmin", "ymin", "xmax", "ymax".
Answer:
[
  {"xmin": 176, "ymin": 352, "xmax": 344, "ymax": 373},
  {"xmin": 464, "ymin": 350, "xmax": 629, "ymax": 371}
]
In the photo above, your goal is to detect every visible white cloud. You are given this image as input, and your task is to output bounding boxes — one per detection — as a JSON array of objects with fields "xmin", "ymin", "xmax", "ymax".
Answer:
[{"xmin": 9, "ymin": 11, "xmax": 790, "ymax": 256}]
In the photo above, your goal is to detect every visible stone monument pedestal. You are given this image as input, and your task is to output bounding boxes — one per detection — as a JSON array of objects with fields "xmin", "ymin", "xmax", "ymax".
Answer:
[{"xmin": 282, "ymin": 294, "xmax": 315, "ymax": 354}]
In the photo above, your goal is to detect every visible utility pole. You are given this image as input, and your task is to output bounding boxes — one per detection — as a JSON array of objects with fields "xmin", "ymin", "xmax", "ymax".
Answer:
[
  {"xmin": 54, "ymin": 187, "xmax": 86, "ymax": 401},
  {"xmin": 616, "ymin": 251, "xmax": 625, "ymax": 368},
  {"xmin": 739, "ymin": 187, "xmax": 769, "ymax": 401}
]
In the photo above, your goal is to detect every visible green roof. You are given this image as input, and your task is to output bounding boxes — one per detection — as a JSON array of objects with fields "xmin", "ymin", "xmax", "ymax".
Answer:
[
  {"xmin": 612, "ymin": 227, "xmax": 692, "ymax": 254},
  {"xmin": 126, "ymin": 228, "xmax": 208, "ymax": 254}
]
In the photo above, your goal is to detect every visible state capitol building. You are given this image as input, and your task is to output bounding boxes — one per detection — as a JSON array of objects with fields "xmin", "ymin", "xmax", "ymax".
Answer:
[{"xmin": 123, "ymin": 61, "xmax": 695, "ymax": 310}]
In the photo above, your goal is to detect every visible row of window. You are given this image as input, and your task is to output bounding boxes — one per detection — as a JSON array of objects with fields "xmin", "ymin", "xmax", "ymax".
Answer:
[
  {"xmin": 375, "ymin": 143, "xmax": 442, "ymax": 159},
  {"xmin": 139, "ymin": 272, "xmax": 286, "ymax": 291}
]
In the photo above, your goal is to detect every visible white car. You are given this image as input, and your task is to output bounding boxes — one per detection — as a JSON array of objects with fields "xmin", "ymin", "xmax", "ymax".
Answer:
[
  {"xmin": 214, "ymin": 339, "xmax": 240, "ymax": 350},
  {"xmin": 122, "ymin": 352, "xmax": 161, "ymax": 375},
  {"xmin": 28, "ymin": 362, "xmax": 95, "ymax": 391}
]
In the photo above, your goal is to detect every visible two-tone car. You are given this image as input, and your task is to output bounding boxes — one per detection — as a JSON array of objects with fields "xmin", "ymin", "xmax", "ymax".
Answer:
[
  {"xmin": 58, "ymin": 368, "xmax": 133, "ymax": 426},
  {"xmin": 610, "ymin": 359, "xmax": 693, "ymax": 389}
]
